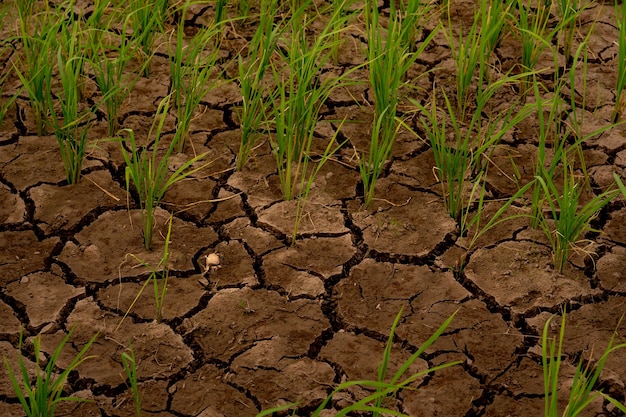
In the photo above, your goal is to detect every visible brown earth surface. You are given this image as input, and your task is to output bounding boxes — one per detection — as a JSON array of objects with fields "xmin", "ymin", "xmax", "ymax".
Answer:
[{"xmin": 1, "ymin": 1, "xmax": 626, "ymax": 416}]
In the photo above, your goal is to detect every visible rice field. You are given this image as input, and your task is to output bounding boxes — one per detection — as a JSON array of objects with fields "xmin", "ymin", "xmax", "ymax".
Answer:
[{"xmin": 1, "ymin": 0, "xmax": 626, "ymax": 416}]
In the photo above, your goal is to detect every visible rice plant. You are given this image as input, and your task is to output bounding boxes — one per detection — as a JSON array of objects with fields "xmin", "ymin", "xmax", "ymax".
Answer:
[
  {"xmin": 121, "ymin": 346, "xmax": 142, "ymax": 417},
  {"xmin": 534, "ymin": 154, "xmax": 618, "ymax": 273},
  {"xmin": 87, "ymin": 2, "xmax": 141, "ymax": 136},
  {"xmin": 613, "ymin": 0, "xmax": 626, "ymax": 122},
  {"xmin": 256, "ymin": 308, "xmax": 460, "ymax": 417},
  {"xmin": 117, "ymin": 215, "xmax": 173, "ymax": 327},
  {"xmin": 128, "ymin": 0, "xmax": 168, "ymax": 77},
  {"xmin": 170, "ymin": 5, "xmax": 225, "ymax": 152},
  {"xmin": 411, "ymin": 72, "xmax": 534, "ymax": 225},
  {"xmin": 235, "ymin": 0, "xmax": 283, "ymax": 170},
  {"xmin": 3, "ymin": 328, "xmax": 98, "ymax": 417},
  {"xmin": 444, "ymin": 0, "xmax": 480, "ymax": 120},
  {"xmin": 529, "ymin": 70, "xmax": 614, "ymax": 232},
  {"xmin": 215, "ymin": 0, "xmax": 228, "ymax": 25},
  {"xmin": 119, "ymin": 95, "xmax": 212, "ymax": 250},
  {"xmin": 554, "ymin": 0, "xmax": 580, "ymax": 63},
  {"xmin": 542, "ymin": 310, "xmax": 626, "ymax": 417},
  {"xmin": 445, "ymin": 0, "xmax": 513, "ymax": 120},
  {"xmin": 269, "ymin": 0, "xmax": 352, "ymax": 201},
  {"xmin": 49, "ymin": 18, "xmax": 94, "ymax": 184},
  {"xmin": 360, "ymin": 0, "xmax": 438, "ymax": 207},
  {"xmin": 14, "ymin": 1, "xmax": 62, "ymax": 135},
  {"xmin": 514, "ymin": 0, "xmax": 563, "ymax": 97}
]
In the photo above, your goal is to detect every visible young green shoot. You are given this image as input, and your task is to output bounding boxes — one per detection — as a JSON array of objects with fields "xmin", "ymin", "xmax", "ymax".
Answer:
[
  {"xmin": 128, "ymin": 0, "xmax": 167, "ymax": 76},
  {"xmin": 530, "ymin": 72, "xmax": 615, "ymax": 232},
  {"xmin": 235, "ymin": 0, "xmax": 278, "ymax": 169},
  {"xmin": 514, "ymin": 0, "xmax": 572, "ymax": 97},
  {"xmin": 120, "ymin": 95, "xmax": 212, "ymax": 250},
  {"xmin": 88, "ymin": 8, "xmax": 141, "ymax": 136},
  {"xmin": 121, "ymin": 345, "xmax": 142, "ymax": 417},
  {"xmin": 269, "ymin": 0, "xmax": 354, "ymax": 201},
  {"xmin": 14, "ymin": 1, "xmax": 62, "ymax": 135},
  {"xmin": 116, "ymin": 214, "xmax": 172, "ymax": 329},
  {"xmin": 361, "ymin": 0, "xmax": 439, "ymax": 206},
  {"xmin": 542, "ymin": 310, "xmax": 626, "ymax": 417},
  {"xmin": 49, "ymin": 17, "xmax": 94, "ymax": 184},
  {"xmin": 445, "ymin": 0, "xmax": 513, "ymax": 119},
  {"xmin": 292, "ymin": 121, "xmax": 347, "ymax": 244},
  {"xmin": 535, "ymin": 156, "xmax": 618, "ymax": 273},
  {"xmin": 554, "ymin": 0, "xmax": 583, "ymax": 64},
  {"xmin": 3, "ymin": 328, "xmax": 98, "ymax": 417},
  {"xmin": 411, "ymin": 71, "xmax": 534, "ymax": 224},
  {"xmin": 170, "ymin": 6, "xmax": 225, "ymax": 152}
]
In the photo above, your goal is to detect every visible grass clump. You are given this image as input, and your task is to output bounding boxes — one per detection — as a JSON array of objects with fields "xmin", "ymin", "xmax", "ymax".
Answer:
[
  {"xmin": 88, "ymin": 7, "xmax": 141, "ymax": 136},
  {"xmin": 3, "ymin": 328, "xmax": 98, "ymax": 417},
  {"xmin": 360, "ymin": 0, "xmax": 438, "ymax": 207},
  {"xmin": 121, "ymin": 345, "xmax": 142, "ymax": 417},
  {"xmin": 235, "ymin": 0, "xmax": 282, "ymax": 170},
  {"xmin": 119, "ymin": 95, "xmax": 211, "ymax": 250},
  {"xmin": 542, "ymin": 310, "xmax": 626, "ymax": 417},
  {"xmin": 170, "ymin": 4, "xmax": 226, "ymax": 152},
  {"xmin": 49, "ymin": 17, "xmax": 93, "ymax": 184},
  {"xmin": 14, "ymin": 1, "xmax": 62, "ymax": 135}
]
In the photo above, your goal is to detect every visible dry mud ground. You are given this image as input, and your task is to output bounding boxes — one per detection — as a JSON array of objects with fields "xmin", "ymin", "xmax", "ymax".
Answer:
[{"xmin": 1, "ymin": 1, "xmax": 626, "ymax": 416}]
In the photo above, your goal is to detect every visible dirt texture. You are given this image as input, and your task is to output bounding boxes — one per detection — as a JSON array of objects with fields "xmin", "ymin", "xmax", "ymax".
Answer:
[{"xmin": 1, "ymin": 1, "xmax": 626, "ymax": 417}]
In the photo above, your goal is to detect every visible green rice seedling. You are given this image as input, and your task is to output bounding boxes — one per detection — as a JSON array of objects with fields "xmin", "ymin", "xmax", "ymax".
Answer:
[
  {"xmin": 121, "ymin": 345, "xmax": 142, "ymax": 417},
  {"xmin": 49, "ymin": 19, "xmax": 94, "ymax": 184},
  {"xmin": 542, "ymin": 310, "xmax": 626, "ymax": 417},
  {"xmin": 555, "ymin": 0, "xmax": 580, "ymax": 63},
  {"xmin": 119, "ymin": 95, "xmax": 212, "ymax": 250},
  {"xmin": 445, "ymin": 0, "xmax": 514, "ymax": 119},
  {"xmin": 256, "ymin": 308, "xmax": 460, "ymax": 417},
  {"xmin": 514, "ymin": 0, "xmax": 567, "ymax": 97},
  {"xmin": 444, "ymin": 1, "xmax": 481, "ymax": 120},
  {"xmin": 534, "ymin": 154, "xmax": 618, "ymax": 273},
  {"xmin": 128, "ymin": 0, "xmax": 168, "ymax": 77},
  {"xmin": 170, "ymin": 6, "xmax": 225, "ymax": 152},
  {"xmin": 331, "ymin": 0, "xmax": 345, "ymax": 64},
  {"xmin": 88, "ymin": 15, "xmax": 142, "ymax": 136},
  {"xmin": 456, "ymin": 171, "xmax": 537, "ymax": 271},
  {"xmin": 235, "ymin": 0, "xmax": 286, "ymax": 170},
  {"xmin": 15, "ymin": 0, "xmax": 37, "ymax": 24},
  {"xmin": 411, "ymin": 72, "xmax": 534, "ymax": 224},
  {"xmin": 117, "ymin": 215, "xmax": 173, "ymax": 328},
  {"xmin": 361, "ymin": 0, "xmax": 439, "ymax": 207},
  {"xmin": 3, "ymin": 328, "xmax": 98, "ymax": 417},
  {"xmin": 238, "ymin": 0, "xmax": 250, "ymax": 18},
  {"xmin": 14, "ymin": 2, "xmax": 62, "ymax": 135},
  {"xmin": 269, "ymin": 0, "xmax": 353, "ymax": 201},
  {"xmin": 613, "ymin": 0, "xmax": 626, "ymax": 122},
  {"xmin": 529, "ymin": 70, "xmax": 614, "ymax": 231}
]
